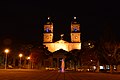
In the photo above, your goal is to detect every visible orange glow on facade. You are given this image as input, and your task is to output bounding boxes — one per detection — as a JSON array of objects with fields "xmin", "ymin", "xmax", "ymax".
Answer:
[
  {"xmin": 44, "ymin": 40, "xmax": 81, "ymax": 52},
  {"xmin": 43, "ymin": 17, "xmax": 81, "ymax": 52}
]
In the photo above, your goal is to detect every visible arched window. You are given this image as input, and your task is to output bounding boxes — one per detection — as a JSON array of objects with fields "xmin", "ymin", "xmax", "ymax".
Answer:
[{"xmin": 73, "ymin": 28, "xmax": 78, "ymax": 32}]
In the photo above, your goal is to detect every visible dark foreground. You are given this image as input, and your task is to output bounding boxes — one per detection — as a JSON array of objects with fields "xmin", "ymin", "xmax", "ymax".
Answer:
[{"xmin": 0, "ymin": 69, "xmax": 120, "ymax": 80}]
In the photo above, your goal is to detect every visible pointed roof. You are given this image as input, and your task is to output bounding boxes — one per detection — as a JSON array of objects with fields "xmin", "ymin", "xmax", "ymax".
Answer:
[{"xmin": 55, "ymin": 39, "xmax": 69, "ymax": 43}]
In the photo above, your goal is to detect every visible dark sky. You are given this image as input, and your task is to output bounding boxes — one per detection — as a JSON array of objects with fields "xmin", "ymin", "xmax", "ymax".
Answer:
[{"xmin": 0, "ymin": 1, "xmax": 120, "ymax": 44}]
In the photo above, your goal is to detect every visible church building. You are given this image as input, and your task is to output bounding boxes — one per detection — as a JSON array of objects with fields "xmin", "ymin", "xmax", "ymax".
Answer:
[
  {"xmin": 43, "ymin": 17, "xmax": 81, "ymax": 52},
  {"xmin": 43, "ymin": 17, "xmax": 81, "ymax": 69}
]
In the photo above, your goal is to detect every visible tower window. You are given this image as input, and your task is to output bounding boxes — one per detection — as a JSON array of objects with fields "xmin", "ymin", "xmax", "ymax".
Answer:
[
  {"xmin": 46, "ymin": 28, "xmax": 51, "ymax": 32},
  {"xmin": 74, "ymin": 28, "xmax": 78, "ymax": 32}
]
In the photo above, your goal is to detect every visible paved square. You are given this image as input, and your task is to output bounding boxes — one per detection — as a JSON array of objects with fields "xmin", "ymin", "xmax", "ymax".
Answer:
[{"xmin": 0, "ymin": 69, "xmax": 120, "ymax": 80}]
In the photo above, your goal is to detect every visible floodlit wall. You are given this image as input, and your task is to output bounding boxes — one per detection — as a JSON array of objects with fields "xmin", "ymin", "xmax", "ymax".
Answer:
[{"xmin": 43, "ymin": 40, "xmax": 81, "ymax": 52}]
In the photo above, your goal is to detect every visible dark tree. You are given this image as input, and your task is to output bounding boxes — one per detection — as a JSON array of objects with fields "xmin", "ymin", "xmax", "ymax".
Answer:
[{"xmin": 97, "ymin": 23, "xmax": 120, "ymax": 73}]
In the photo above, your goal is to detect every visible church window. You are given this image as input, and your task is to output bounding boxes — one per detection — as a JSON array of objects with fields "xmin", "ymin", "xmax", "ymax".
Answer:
[
  {"xmin": 46, "ymin": 28, "xmax": 50, "ymax": 32},
  {"xmin": 73, "ymin": 28, "xmax": 78, "ymax": 32}
]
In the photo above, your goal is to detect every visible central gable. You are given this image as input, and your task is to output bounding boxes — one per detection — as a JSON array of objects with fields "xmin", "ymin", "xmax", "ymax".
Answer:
[
  {"xmin": 55, "ymin": 40, "xmax": 69, "ymax": 43},
  {"xmin": 54, "ymin": 40, "xmax": 69, "ymax": 51}
]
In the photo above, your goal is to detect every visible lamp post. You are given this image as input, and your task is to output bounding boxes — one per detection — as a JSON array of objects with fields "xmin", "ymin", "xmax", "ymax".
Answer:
[
  {"xmin": 19, "ymin": 53, "xmax": 23, "ymax": 69},
  {"xmin": 27, "ymin": 56, "xmax": 30, "ymax": 69},
  {"xmin": 4, "ymin": 49, "xmax": 9, "ymax": 69}
]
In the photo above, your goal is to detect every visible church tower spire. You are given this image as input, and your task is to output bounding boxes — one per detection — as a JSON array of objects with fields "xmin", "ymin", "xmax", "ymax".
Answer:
[
  {"xmin": 70, "ymin": 16, "xmax": 81, "ymax": 42},
  {"xmin": 43, "ymin": 17, "xmax": 53, "ymax": 42}
]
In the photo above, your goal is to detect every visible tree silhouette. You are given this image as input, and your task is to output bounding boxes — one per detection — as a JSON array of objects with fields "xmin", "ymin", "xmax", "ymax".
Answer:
[
  {"xmin": 97, "ymin": 22, "xmax": 120, "ymax": 73},
  {"xmin": 30, "ymin": 46, "xmax": 49, "ymax": 69}
]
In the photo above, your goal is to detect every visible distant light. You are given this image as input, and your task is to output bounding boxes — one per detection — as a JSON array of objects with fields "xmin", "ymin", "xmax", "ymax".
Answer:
[
  {"xmin": 4, "ymin": 49, "xmax": 9, "ymax": 54},
  {"xmin": 88, "ymin": 43, "xmax": 91, "ymax": 45},
  {"xmin": 27, "ymin": 57, "xmax": 30, "ymax": 60},
  {"xmin": 48, "ymin": 17, "xmax": 50, "ymax": 20},
  {"xmin": 91, "ymin": 60, "xmax": 93, "ymax": 62},
  {"xmin": 100, "ymin": 66, "xmax": 104, "ymax": 69},
  {"xmin": 93, "ymin": 66, "xmax": 96, "ymax": 69},
  {"xmin": 74, "ymin": 16, "xmax": 76, "ymax": 19},
  {"xmin": 19, "ymin": 54, "xmax": 23, "ymax": 57}
]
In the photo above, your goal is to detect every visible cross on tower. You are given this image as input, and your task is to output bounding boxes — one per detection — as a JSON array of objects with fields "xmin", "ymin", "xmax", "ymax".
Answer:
[{"xmin": 60, "ymin": 34, "xmax": 64, "ymax": 40}]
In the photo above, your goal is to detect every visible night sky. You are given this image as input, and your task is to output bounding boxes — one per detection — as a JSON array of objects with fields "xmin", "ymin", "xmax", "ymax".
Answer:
[{"xmin": 0, "ymin": 1, "xmax": 120, "ymax": 45}]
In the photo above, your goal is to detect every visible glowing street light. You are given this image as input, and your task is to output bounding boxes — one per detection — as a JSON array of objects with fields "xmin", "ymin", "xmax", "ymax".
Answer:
[
  {"xmin": 4, "ymin": 49, "xmax": 9, "ymax": 69},
  {"xmin": 88, "ymin": 43, "xmax": 91, "ymax": 46},
  {"xmin": 91, "ymin": 60, "xmax": 93, "ymax": 62},
  {"xmin": 19, "ymin": 53, "xmax": 23, "ymax": 69},
  {"xmin": 27, "ymin": 56, "xmax": 30, "ymax": 60},
  {"xmin": 27, "ymin": 56, "xmax": 30, "ymax": 69}
]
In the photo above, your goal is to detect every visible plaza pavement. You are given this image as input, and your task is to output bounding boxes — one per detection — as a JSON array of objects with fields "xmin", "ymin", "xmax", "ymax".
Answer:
[{"xmin": 0, "ymin": 69, "xmax": 120, "ymax": 80}]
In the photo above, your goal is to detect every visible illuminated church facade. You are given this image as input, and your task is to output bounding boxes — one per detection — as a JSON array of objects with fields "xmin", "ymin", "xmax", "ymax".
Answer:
[
  {"xmin": 43, "ymin": 17, "xmax": 81, "ymax": 69},
  {"xmin": 43, "ymin": 17, "xmax": 81, "ymax": 52}
]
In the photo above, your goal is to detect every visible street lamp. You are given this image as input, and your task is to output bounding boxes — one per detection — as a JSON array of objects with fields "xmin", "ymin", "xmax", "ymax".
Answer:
[
  {"xmin": 27, "ymin": 56, "xmax": 30, "ymax": 69},
  {"xmin": 88, "ymin": 43, "xmax": 91, "ymax": 46},
  {"xmin": 91, "ymin": 60, "xmax": 93, "ymax": 62},
  {"xmin": 19, "ymin": 53, "xmax": 23, "ymax": 69},
  {"xmin": 4, "ymin": 49, "xmax": 9, "ymax": 69}
]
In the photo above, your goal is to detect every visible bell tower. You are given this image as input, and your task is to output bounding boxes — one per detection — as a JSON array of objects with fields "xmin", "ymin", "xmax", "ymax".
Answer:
[
  {"xmin": 71, "ymin": 17, "xmax": 81, "ymax": 42},
  {"xmin": 43, "ymin": 17, "xmax": 53, "ymax": 42}
]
